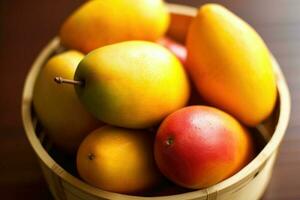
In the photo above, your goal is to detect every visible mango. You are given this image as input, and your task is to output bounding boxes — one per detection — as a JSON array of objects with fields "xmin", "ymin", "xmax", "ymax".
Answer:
[
  {"xmin": 77, "ymin": 125, "xmax": 162, "ymax": 194},
  {"xmin": 60, "ymin": 0, "xmax": 169, "ymax": 53},
  {"xmin": 33, "ymin": 51, "xmax": 102, "ymax": 154},
  {"xmin": 186, "ymin": 4, "xmax": 277, "ymax": 126},
  {"xmin": 74, "ymin": 41, "xmax": 190, "ymax": 129},
  {"xmin": 154, "ymin": 106, "xmax": 254, "ymax": 189}
]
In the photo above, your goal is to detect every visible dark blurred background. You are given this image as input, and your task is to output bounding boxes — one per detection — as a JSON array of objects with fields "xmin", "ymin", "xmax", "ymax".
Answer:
[{"xmin": 0, "ymin": 0, "xmax": 299, "ymax": 199}]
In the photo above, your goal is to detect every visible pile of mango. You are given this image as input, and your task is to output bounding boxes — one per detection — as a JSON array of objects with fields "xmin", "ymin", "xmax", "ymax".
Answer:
[{"xmin": 33, "ymin": 0, "xmax": 276, "ymax": 195}]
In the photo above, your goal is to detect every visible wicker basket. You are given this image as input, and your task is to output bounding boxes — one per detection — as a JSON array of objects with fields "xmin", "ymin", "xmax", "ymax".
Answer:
[{"xmin": 22, "ymin": 4, "xmax": 291, "ymax": 200}]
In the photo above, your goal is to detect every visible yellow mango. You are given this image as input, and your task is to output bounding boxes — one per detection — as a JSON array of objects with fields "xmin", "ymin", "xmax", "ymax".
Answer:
[
  {"xmin": 186, "ymin": 4, "xmax": 277, "ymax": 126},
  {"xmin": 33, "ymin": 51, "xmax": 102, "ymax": 154},
  {"xmin": 60, "ymin": 0, "xmax": 169, "ymax": 53},
  {"xmin": 77, "ymin": 126, "xmax": 162, "ymax": 194},
  {"xmin": 74, "ymin": 41, "xmax": 190, "ymax": 129}
]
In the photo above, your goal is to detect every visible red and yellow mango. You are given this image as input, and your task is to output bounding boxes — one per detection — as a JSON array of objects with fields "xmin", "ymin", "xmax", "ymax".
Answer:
[{"xmin": 154, "ymin": 106, "xmax": 254, "ymax": 189}]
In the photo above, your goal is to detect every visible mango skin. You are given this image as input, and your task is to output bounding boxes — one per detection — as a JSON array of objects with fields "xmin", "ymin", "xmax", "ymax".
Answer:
[
  {"xmin": 186, "ymin": 4, "xmax": 277, "ymax": 126},
  {"xmin": 157, "ymin": 37, "xmax": 187, "ymax": 65},
  {"xmin": 75, "ymin": 41, "xmax": 190, "ymax": 129},
  {"xmin": 77, "ymin": 125, "xmax": 162, "ymax": 194},
  {"xmin": 60, "ymin": 0, "xmax": 169, "ymax": 53},
  {"xmin": 33, "ymin": 51, "xmax": 102, "ymax": 154},
  {"xmin": 154, "ymin": 106, "xmax": 254, "ymax": 189}
]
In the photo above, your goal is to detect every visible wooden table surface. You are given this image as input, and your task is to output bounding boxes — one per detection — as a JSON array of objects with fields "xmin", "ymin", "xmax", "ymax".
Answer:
[{"xmin": 0, "ymin": 0, "xmax": 299, "ymax": 199}]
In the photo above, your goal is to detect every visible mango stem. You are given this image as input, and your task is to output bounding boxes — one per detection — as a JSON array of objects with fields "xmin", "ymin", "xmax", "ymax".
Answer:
[{"xmin": 54, "ymin": 77, "xmax": 84, "ymax": 86}]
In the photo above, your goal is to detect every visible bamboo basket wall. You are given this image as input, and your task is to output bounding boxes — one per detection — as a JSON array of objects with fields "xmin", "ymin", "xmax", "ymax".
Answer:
[{"xmin": 22, "ymin": 4, "xmax": 291, "ymax": 200}]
